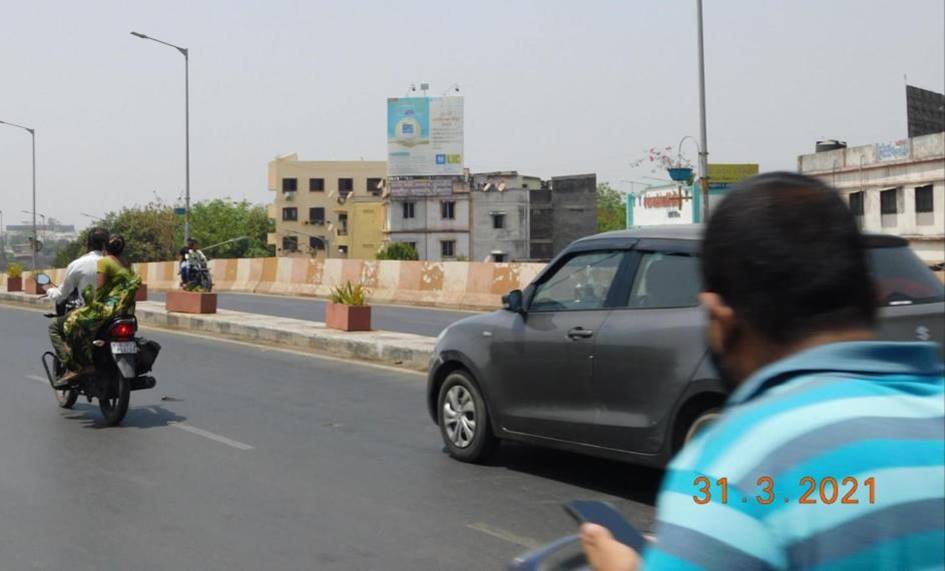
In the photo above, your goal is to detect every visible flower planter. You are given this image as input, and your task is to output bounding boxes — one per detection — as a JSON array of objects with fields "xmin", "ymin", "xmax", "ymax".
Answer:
[
  {"xmin": 325, "ymin": 302, "xmax": 371, "ymax": 331},
  {"xmin": 165, "ymin": 290, "xmax": 217, "ymax": 314},
  {"xmin": 6, "ymin": 277, "xmax": 23, "ymax": 292},
  {"xmin": 135, "ymin": 283, "xmax": 149, "ymax": 302},
  {"xmin": 23, "ymin": 277, "xmax": 43, "ymax": 295},
  {"xmin": 667, "ymin": 167, "xmax": 694, "ymax": 182}
]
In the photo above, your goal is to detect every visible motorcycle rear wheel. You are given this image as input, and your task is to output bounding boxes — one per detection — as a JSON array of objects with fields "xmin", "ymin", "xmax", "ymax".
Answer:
[{"xmin": 99, "ymin": 373, "xmax": 131, "ymax": 426}]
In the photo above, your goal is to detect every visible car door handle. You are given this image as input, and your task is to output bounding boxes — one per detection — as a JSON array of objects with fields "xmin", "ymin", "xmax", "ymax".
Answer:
[{"xmin": 567, "ymin": 327, "xmax": 594, "ymax": 340}]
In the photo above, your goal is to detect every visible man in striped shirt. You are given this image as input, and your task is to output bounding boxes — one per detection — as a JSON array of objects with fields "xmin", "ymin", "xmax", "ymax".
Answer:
[{"xmin": 581, "ymin": 172, "xmax": 945, "ymax": 570}]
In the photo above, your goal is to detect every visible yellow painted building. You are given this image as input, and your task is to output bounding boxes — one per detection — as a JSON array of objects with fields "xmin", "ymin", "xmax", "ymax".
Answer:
[{"xmin": 267, "ymin": 154, "xmax": 387, "ymax": 259}]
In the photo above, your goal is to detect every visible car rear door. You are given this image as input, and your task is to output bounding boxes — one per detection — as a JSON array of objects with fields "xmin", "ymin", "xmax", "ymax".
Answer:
[
  {"xmin": 583, "ymin": 242, "xmax": 706, "ymax": 454},
  {"xmin": 491, "ymin": 249, "xmax": 631, "ymax": 442}
]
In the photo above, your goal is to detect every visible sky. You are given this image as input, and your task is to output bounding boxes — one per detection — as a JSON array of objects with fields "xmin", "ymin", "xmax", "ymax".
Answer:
[{"xmin": 1, "ymin": 0, "xmax": 943, "ymax": 229}]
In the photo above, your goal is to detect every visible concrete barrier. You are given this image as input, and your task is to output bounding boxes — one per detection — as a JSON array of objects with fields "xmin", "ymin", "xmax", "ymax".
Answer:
[
  {"xmin": 0, "ymin": 291, "xmax": 435, "ymax": 372},
  {"xmin": 3, "ymin": 257, "xmax": 546, "ymax": 310}
]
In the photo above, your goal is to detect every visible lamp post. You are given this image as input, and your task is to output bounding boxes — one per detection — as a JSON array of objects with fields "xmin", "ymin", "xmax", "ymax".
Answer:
[
  {"xmin": 0, "ymin": 120, "xmax": 37, "ymax": 270},
  {"xmin": 131, "ymin": 31, "xmax": 191, "ymax": 243},
  {"xmin": 695, "ymin": 0, "xmax": 711, "ymax": 218}
]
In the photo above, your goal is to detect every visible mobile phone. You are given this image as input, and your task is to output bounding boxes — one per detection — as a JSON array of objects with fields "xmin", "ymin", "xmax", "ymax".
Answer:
[{"xmin": 564, "ymin": 500, "xmax": 647, "ymax": 552}]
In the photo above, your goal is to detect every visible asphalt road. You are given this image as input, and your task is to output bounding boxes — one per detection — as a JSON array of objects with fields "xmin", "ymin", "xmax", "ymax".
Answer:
[
  {"xmin": 0, "ymin": 305, "xmax": 660, "ymax": 570},
  {"xmin": 150, "ymin": 291, "xmax": 476, "ymax": 337}
]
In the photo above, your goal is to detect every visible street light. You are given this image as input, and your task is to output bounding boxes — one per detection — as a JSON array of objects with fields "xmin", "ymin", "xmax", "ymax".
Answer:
[
  {"xmin": 131, "ymin": 31, "xmax": 192, "ymax": 243},
  {"xmin": 0, "ymin": 119, "xmax": 37, "ymax": 270},
  {"xmin": 695, "ymin": 0, "xmax": 711, "ymax": 218}
]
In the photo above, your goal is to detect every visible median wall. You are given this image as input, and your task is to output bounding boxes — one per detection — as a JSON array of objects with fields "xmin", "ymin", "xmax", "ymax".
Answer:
[{"xmin": 1, "ymin": 258, "xmax": 546, "ymax": 311}]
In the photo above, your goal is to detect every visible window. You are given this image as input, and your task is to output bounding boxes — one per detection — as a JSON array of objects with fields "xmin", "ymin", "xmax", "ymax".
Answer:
[
  {"xmin": 440, "ymin": 240, "xmax": 456, "ymax": 258},
  {"xmin": 404, "ymin": 241, "xmax": 417, "ymax": 252},
  {"xmin": 282, "ymin": 207, "xmax": 298, "ymax": 221},
  {"xmin": 337, "ymin": 212, "xmax": 348, "ymax": 236},
  {"xmin": 492, "ymin": 213, "xmax": 506, "ymax": 229},
  {"xmin": 915, "ymin": 185, "xmax": 934, "ymax": 213},
  {"xmin": 309, "ymin": 236, "xmax": 326, "ymax": 250},
  {"xmin": 492, "ymin": 253, "xmax": 507, "ymax": 263},
  {"xmin": 441, "ymin": 200, "xmax": 456, "ymax": 220},
  {"xmin": 868, "ymin": 245, "xmax": 944, "ymax": 306},
  {"xmin": 626, "ymin": 252, "xmax": 701, "ymax": 309},
  {"xmin": 309, "ymin": 178, "xmax": 325, "ymax": 192},
  {"xmin": 880, "ymin": 188, "xmax": 898, "ymax": 214},
  {"xmin": 367, "ymin": 178, "xmax": 383, "ymax": 196},
  {"xmin": 282, "ymin": 235, "xmax": 298, "ymax": 252},
  {"xmin": 402, "ymin": 202, "xmax": 416, "ymax": 219},
  {"xmin": 338, "ymin": 245, "xmax": 349, "ymax": 257},
  {"xmin": 849, "ymin": 191, "xmax": 864, "ymax": 216},
  {"xmin": 309, "ymin": 207, "xmax": 325, "ymax": 224},
  {"xmin": 338, "ymin": 178, "xmax": 354, "ymax": 198},
  {"xmin": 282, "ymin": 178, "xmax": 297, "ymax": 192},
  {"xmin": 530, "ymin": 251, "xmax": 624, "ymax": 312}
]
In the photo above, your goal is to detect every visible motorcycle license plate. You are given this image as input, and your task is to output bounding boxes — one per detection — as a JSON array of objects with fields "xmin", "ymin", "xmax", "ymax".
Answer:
[{"xmin": 110, "ymin": 341, "xmax": 138, "ymax": 354}]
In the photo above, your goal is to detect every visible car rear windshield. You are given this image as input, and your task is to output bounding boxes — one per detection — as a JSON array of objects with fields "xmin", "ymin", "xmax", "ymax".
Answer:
[{"xmin": 868, "ymin": 246, "xmax": 945, "ymax": 306}]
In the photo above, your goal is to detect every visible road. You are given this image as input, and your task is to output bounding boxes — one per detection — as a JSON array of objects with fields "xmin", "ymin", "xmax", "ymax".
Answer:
[
  {"xmin": 150, "ymin": 291, "xmax": 476, "ymax": 337},
  {"xmin": 0, "ymin": 304, "xmax": 660, "ymax": 570}
]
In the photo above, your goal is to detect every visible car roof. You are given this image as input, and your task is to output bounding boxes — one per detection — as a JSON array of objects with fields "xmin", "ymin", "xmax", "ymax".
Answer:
[{"xmin": 573, "ymin": 224, "xmax": 906, "ymax": 248}]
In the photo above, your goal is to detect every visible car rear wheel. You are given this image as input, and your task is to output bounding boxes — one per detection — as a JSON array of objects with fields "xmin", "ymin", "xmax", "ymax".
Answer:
[{"xmin": 437, "ymin": 370, "xmax": 498, "ymax": 463}]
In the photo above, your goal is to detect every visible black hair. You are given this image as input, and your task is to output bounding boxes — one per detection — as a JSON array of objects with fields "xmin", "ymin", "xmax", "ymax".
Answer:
[
  {"xmin": 701, "ymin": 171, "xmax": 876, "ymax": 345},
  {"xmin": 106, "ymin": 234, "xmax": 129, "ymax": 267},
  {"xmin": 188, "ymin": 239, "xmax": 198, "ymax": 247},
  {"xmin": 179, "ymin": 247, "xmax": 189, "ymax": 261},
  {"xmin": 87, "ymin": 227, "xmax": 109, "ymax": 252}
]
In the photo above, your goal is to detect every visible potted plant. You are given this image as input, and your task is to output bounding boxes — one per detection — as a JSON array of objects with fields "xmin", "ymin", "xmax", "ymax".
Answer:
[
  {"xmin": 6, "ymin": 262, "xmax": 23, "ymax": 292},
  {"xmin": 325, "ymin": 281, "xmax": 371, "ymax": 331},
  {"xmin": 165, "ymin": 282, "xmax": 217, "ymax": 314}
]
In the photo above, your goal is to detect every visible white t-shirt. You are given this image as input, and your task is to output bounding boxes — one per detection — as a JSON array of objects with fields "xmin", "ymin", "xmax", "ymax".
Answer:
[{"xmin": 46, "ymin": 250, "xmax": 103, "ymax": 305}]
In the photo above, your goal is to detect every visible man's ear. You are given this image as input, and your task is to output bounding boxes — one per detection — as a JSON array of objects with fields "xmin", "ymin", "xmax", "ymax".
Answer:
[{"xmin": 699, "ymin": 292, "xmax": 736, "ymax": 352}]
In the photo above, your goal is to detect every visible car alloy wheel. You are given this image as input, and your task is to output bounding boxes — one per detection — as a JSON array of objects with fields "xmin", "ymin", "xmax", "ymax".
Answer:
[{"xmin": 442, "ymin": 385, "xmax": 476, "ymax": 448}]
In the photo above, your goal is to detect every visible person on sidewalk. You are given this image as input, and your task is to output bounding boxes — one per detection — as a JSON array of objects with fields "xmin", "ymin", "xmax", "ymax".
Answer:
[
  {"xmin": 45, "ymin": 227, "xmax": 109, "ymax": 376},
  {"xmin": 581, "ymin": 172, "xmax": 944, "ymax": 570}
]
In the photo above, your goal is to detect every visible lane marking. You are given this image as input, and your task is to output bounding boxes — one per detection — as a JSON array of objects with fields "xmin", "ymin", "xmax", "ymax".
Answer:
[
  {"xmin": 467, "ymin": 522, "xmax": 541, "ymax": 549},
  {"xmin": 169, "ymin": 422, "xmax": 254, "ymax": 451}
]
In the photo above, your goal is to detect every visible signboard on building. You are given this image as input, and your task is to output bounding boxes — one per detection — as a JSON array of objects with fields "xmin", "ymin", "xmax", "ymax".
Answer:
[
  {"xmin": 387, "ymin": 97, "xmax": 464, "ymax": 177},
  {"xmin": 876, "ymin": 139, "xmax": 910, "ymax": 162},
  {"xmin": 707, "ymin": 163, "xmax": 759, "ymax": 184},
  {"xmin": 388, "ymin": 178, "xmax": 456, "ymax": 197}
]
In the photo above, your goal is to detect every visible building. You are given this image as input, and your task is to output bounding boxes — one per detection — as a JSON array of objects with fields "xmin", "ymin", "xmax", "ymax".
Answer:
[
  {"xmin": 385, "ymin": 177, "xmax": 471, "ymax": 260},
  {"xmin": 267, "ymin": 154, "xmax": 386, "ymax": 259},
  {"xmin": 797, "ymin": 132, "xmax": 944, "ymax": 265},
  {"xmin": 469, "ymin": 171, "xmax": 542, "ymax": 262},
  {"xmin": 625, "ymin": 164, "xmax": 759, "ymax": 228},
  {"xmin": 528, "ymin": 174, "xmax": 597, "ymax": 260}
]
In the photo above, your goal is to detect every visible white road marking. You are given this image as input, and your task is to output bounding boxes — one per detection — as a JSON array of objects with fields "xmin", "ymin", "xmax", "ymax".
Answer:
[
  {"xmin": 467, "ymin": 522, "xmax": 541, "ymax": 549},
  {"xmin": 170, "ymin": 422, "xmax": 254, "ymax": 451},
  {"xmin": 26, "ymin": 374, "xmax": 50, "ymax": 385}
]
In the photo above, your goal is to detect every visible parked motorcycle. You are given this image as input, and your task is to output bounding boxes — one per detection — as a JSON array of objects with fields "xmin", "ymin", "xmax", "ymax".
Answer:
[{"xmin": 36, "ymin": 273, "xmax": 160, "ymax": 426}]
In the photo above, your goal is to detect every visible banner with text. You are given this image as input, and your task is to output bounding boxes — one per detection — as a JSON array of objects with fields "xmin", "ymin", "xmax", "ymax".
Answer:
[{"xmin": 387, "ymin": 97, "xmax": 464, "ymax": 176}]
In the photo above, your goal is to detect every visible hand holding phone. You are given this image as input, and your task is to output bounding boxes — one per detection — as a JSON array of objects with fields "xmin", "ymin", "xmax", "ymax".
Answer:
[{"xmin": 564, "ymin": 500, "xmax": 647, "ymax": 553}]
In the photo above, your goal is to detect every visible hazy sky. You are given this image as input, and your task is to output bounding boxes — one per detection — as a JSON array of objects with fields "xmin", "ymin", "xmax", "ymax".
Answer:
[{"xmin": 2, "ymin": 0, "xmax": 943, "ymax": 229}]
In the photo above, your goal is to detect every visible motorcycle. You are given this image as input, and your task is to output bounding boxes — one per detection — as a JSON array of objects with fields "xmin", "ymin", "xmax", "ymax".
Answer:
[
  {"xmin": 185, "ymin": 252, "xmax": 213, "ymax": 292},
  {"xmin": 36, "ymin": 273, "xmax": 160, "ymax": 426}
]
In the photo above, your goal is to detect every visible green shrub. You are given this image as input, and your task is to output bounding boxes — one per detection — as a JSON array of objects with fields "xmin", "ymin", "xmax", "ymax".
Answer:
[
  {"xmin": 7, "ymin": 262, "xmax": 24, "ymax": 279},
  {"xmin": 329, "ymin": 281, "xmax": 367, "ymax": 306},
  {"xmin": 376, "ymin": 242, "xmax": 419, "ymax": 261}
]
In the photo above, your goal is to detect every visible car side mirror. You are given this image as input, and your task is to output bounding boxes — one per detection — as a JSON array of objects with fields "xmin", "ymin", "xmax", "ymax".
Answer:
[
  {"xmin": 34, "ymin": 273, "xmax": 51, "ymax": 286},
  {"xmin": 502, "ymin": 289, "xmax": 525, "ymax": 314}
]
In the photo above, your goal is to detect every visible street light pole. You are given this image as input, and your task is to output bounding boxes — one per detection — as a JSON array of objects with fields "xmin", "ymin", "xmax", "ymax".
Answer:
[
  {"xmin": 0, "ymin": 120, "xmax": 37, "ymax": 269},
  {"xmin": 695, "ymin": 0, "xmax": 711, "ymax": 219},
  {"xmin": 131, "ymin": 31, "xmax": 191, "ymax": 243}
]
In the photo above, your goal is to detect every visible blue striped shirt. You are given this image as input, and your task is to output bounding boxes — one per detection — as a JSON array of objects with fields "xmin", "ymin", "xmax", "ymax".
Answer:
[{"xmin": 644, "ymin": 341, "xmax": 945, "ymax": 570}]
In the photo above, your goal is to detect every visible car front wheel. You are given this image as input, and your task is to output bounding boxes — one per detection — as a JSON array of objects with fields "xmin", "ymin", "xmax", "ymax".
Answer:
[{"xmin": 437, "ymin": 370, "xmax": 498, "ymax": 463}]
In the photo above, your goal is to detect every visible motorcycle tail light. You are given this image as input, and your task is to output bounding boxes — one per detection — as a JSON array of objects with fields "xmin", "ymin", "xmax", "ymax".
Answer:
[{"xmin": 109, "ymin": 321, "xmax": 136, "ymax": 340}]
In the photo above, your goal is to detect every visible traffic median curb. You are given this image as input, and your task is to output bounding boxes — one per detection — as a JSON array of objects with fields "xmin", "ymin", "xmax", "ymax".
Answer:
[{"xmin": 0, "ymin": 292, "xmax": 435, "ymax": 372}]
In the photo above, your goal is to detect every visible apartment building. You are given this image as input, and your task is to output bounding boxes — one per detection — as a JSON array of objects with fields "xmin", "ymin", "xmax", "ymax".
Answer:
[
  {"xmin": 385, "ymin": 177, "xmax": 471, "ymax": 261},
  {"xmin": 267, "ymin": 154, "xmax": 386, "ymax": 259},
  {"xmin": 798, "ymin": 132, "xmax": 945, "ymax": 265}
]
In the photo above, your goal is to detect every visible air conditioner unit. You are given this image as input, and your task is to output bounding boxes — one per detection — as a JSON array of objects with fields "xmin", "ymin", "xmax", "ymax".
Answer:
[{"xmin": 285, "ymin": 191, "xmax": 296, "ymax": 201}]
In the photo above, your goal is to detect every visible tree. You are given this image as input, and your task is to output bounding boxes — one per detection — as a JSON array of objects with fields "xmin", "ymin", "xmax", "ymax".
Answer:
[
  {"xmin": 53, "ymin": 199, "xmax": 274, "ymax": 267},
  {"xmin": 596, "ymin": 182, "xmax": 627, "ymax": 233},
  {"xmin": 377, "ymin": 242, "xmax": 419, "ymax": 261}
]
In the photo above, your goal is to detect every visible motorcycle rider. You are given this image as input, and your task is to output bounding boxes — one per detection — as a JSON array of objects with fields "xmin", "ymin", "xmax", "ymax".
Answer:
[{"xmin": 45, "ymin": 227, "xmax": 110, "ymax": 380}]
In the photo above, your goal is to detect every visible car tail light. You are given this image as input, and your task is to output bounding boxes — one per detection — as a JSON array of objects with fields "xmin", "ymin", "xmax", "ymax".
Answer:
[{"xmin": 109, "ymin": 321, "xmax": 136, "ymax": 340}]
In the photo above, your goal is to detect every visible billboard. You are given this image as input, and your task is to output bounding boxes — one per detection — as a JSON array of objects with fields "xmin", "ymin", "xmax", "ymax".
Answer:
[
  {"xmin": 387, "ymin": 97, "xmax": 463, "ymax": 176},
  {"xmin": 907, "ymin": 85, "xmax": 945, "ymax": 138}
]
